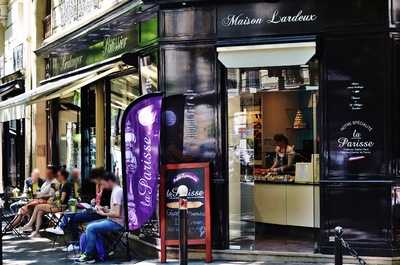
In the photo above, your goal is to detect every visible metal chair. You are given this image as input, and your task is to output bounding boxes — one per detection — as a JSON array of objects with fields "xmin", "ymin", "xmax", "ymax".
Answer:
[
  {"xmin": 107, "ymin": 228, "xmax": 131, "ymax": 260},
  {"xmin": 0, "ymin": 194, "xmax": 24, "ymax": 239},
  {"xmin": 44, "ymin": 205, "xmax": 66, "ymax": 248}
]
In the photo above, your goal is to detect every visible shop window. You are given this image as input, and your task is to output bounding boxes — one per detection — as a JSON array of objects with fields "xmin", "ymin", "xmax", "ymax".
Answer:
[
  {"xmin": 225, "ymin": 47, "xmax": 320, "ymax": 252},
  {"xmin": 324, "ymin": 34, "xmax": 386, "ymax": 178},
  {"xmin": 140, "ymin": 54, "xmax": 158, "ymax": 94},
  {"xmin": 106, "ymin": 52, "xmax": 158, "ymax": 182},
  {"xmin": 109, "ymin": 73, "xmax": 141, "ymax": 180},
  {"xmin": 2, "ymin": 119, "xmax": 25, "ymax": 192},
  {"xmin": 58, "ymin": 91, "xmax": 81, "ymax": 170}
]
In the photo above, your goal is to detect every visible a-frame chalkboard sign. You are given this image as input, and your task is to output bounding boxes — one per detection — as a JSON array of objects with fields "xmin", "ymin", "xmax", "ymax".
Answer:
[{"xmin": 160, "ymin": 162, "xmax": 212, "ymax": 263}]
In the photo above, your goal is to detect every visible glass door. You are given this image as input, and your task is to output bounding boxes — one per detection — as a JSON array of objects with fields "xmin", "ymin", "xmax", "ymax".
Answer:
[
  {"xmin": 2, "ymin": 119, "xmax": 25, "ymax": 191},
  {"xmin": 227, "ymin": 69, "xmax": 260, "ymax": 250},
  {"xmin": 226, "ymin": 53, "xmax": 320, "ymax": 253}
]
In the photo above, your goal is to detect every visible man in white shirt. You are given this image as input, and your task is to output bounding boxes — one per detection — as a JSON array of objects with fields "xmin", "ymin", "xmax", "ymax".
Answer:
[{"xmin": 76, "ymin": 172, "xmax": 125, "ymax": 263}]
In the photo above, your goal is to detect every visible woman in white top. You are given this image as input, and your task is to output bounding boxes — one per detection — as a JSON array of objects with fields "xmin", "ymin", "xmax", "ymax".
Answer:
[{"xmin": 8, "ymin": 166, "xmax": 58, "ymax": 230}]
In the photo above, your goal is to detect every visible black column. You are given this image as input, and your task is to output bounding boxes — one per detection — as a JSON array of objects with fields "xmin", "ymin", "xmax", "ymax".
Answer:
[
  {"xmin": 47, "ymin": 99, "xmax": 60, "ymax": 167},
  {"xmin": 159, "ymin": 6, "xmax": 229, "ymax": 248},
  {"xmin": 16, "ymin": 119, "xmax": 25, "ymax": 189},
  {"xmin": 80, "ymin": 87, "xmax": 91, "ymax": 181},
  {"xmin": 104, "ymin": 79, "xmax": 112, "ymax": 172},
  {"xmin": 2, "ymin": 122, "xmax": 10, "ymax": 189}
]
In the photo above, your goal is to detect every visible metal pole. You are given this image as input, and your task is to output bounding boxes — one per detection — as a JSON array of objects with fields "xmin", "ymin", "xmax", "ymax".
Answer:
[
  {"xmin": 177, "ymin": 185, "xmax": 188, "ymax": 265},
  {"xmin": 335, "ymin": 226, "xmax": 343, "ymax": 265},
  {"xmin": 0, "ymin": 198, "xmax": 4, "ymax": 265}
]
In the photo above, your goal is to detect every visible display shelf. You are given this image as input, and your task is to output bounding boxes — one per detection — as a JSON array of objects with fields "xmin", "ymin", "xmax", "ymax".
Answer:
[{"xmin": 259, "ymin": 85, "xmax": 319, "ymax": 93}]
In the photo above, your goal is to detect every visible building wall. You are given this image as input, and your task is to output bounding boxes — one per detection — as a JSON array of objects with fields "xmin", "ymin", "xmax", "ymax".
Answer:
[
  {"xmin": 0, "ymin": 1, "xmax": 6, "ymax": 191},
  {"xmin": 31, "ymin": 0, "xmax": 49, "ymax": 175},
  {"xmin": 0, "ymin": 0, "xmax": 33, "ymax": 184},
  {"xmin": 4, "ymin": 0, "xmax": 26, "ymax": 75},
  {"xmin": 45, "ymin": 0, "xmax": 128, "ymax": 41}
]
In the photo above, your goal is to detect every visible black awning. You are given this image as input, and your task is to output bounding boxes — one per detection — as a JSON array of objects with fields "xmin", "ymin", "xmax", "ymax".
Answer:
[
  {"xmin": 0, "ymin": 78, "xmax": 24, "ymax": 100},
  {"xmin": 36, "ymin": 1, "xmax": 157, "ymax": 56}
]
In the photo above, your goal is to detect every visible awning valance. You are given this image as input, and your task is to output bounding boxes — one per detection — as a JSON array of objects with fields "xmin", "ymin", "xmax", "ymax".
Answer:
[
  {"xmin": 217, "ymin": 42, "xmax": 316, "ymax": 68},
  {"xmin": 0, "ymin": 105, "xmax": 25, "ymax": 123},
  {"xmin": 0, "ymin": 62, "xmax": 124, "ymax": 122}
]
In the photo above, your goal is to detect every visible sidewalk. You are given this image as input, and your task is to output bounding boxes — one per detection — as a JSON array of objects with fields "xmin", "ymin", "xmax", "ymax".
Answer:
[
  {"xmin": 136, "ymin": 260, "xmax": 310, "ymax": 265},
  {"xmin": 2, "ymin": 234, "xmax": 136, "ymax": 265},
  {"xmin": 2, "ymin": 234, "xmax": 324, "ymax": 265},
  {"xmin": 3, "ymin": 234, "xmax": 265, "ymax": 265}
]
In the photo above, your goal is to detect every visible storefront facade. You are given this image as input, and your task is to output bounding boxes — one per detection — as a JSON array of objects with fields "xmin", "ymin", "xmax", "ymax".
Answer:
[
  {"xmin": 151, "ymin": 0, "xmax": 400, "ymax": 258},
  {"xmin": 0, "ymin": 0, "xmax": 399, "ymax": 260},
  {"xmin": 37, "ymin": 1, "xmax": 159, "ymax": 184},
  {"xmin": 0, "ymin": 0, "xmax": 159, "ymax": 187}
]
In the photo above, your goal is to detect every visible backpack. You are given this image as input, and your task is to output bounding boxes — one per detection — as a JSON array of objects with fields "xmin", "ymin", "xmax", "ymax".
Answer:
[{"xmin": 79, "ymin": 232, "xmax": 107, "ymax": 261}]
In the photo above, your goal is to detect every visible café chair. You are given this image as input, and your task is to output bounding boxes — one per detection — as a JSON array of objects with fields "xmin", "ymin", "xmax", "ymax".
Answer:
[
  {"xmin": 0, "ymin": 193, "xmax": 24, "ymax": 239},
  {"xmin": 107, "ymin": 228, "xmax": 131, "ymax": 260},
  {"xmin": 44, "ymin": 205, "xmax": 66, "ymax": 248}
]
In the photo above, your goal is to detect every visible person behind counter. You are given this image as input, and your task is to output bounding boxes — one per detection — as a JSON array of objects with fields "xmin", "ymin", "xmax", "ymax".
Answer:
[{"xmin": 267, "ymin": 134, "xmax": 295, "ymax": 174}]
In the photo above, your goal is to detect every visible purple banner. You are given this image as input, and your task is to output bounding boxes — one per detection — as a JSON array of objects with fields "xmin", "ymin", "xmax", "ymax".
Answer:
[{"xmin": 122, "ymin": 93, "xmax": 162, "ymax": 231}]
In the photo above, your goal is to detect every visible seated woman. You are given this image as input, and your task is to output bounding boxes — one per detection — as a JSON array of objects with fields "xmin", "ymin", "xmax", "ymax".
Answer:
[
  {"xmin": 21, "ymin": 168, "xmax": 72, "ymax": 237},
  {"xmin": 47, "ymin": 167, "xmax": 111, "ymax": 246},
  {"xmin": 8, "ymin": 165, "xmax": 58, "ymax": 230},
  {"xmin": 267, "ymin": 134, "xmax": 296, "ymax": 174}
]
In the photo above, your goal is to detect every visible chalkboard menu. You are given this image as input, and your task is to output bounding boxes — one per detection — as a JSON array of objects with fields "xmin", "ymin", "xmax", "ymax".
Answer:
[
  {"xmin": 160, "ymin": 162, "xmax": 212, "ymax": 263},
  {"xmin": 165, "ymin": 167, "xmax": 206, "ymax": 240}
]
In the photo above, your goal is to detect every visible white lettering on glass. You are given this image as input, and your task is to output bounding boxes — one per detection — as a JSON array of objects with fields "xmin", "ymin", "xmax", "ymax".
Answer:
[
  {"xmin": 221, "ymin": 9, "xmax": 318, "ymax": 27},
  {"xmin": 222, "ymin": 13, "xmax": 263, "ymax": 27},
  {"xmin": 268, "ymin": 10, "xmax": 317, "ymax": 24}
]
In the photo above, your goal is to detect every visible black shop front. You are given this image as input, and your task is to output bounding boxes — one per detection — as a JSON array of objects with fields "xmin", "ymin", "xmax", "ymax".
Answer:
[{"xmin": 152, "ymin": 0, "xmax": 400, "ymax": 257}]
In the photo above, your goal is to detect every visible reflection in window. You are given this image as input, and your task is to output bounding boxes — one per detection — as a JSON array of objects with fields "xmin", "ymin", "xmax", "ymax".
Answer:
[
  {"xmin": 7, "ymin": 120, "xmax": 18, "ymax": 188},
  {"xmin": 163, "ymin": 46, "xmax": 215, "ymax": 95},
  {"xmin": 140, "ymin": 55, "xmax": 158, "ymax": 94},
  {"xmin": 59, "ymin": 90, "xmax": 81, "ymax": 171},
  {"xmin": 110, "ymin": 74, "xmax": 141, "ymax": 179},
  {"xmin": 162, "ymin": 46, "xmax": 218, "ymax": 164}
]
